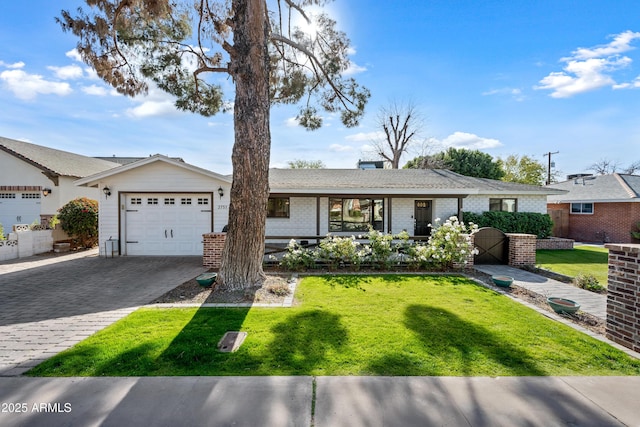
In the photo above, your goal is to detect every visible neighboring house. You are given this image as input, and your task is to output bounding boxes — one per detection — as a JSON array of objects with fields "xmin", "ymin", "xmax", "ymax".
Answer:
[
  {"xmin": 547, "ymin": 174, "xmax": 640, "ymax": 243},
  {"xmin": 0, "ymin": 136, "xmax": 120, "ymax": 231},
  {"xmin": 76, "ymin": 154, "xmax": 563, "ymax": 256}
]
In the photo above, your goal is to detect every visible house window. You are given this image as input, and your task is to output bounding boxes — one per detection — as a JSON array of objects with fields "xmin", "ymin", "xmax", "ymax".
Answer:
[
  {"xmin": 267, "ymin": 197, "xmax": 290, "ymax": 218},
  {"xmin": 329, "ymin": 198, "xmax": 384, "ymax": 232},
  {"xmin": 571, "ymin": 203, "xmax": 593, "ymax": 214},
  {"xmin": 489, "ymin": 198, "xmax": 517, "ymax": 212}
]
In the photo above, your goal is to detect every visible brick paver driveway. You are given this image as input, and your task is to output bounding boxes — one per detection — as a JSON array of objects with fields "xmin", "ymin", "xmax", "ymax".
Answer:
[{"xmin": 0, "ymin": 250, "xmax": 206, "ymax": 376}]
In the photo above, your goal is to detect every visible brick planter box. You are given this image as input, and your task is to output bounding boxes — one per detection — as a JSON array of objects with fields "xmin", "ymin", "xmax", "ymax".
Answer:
[{"xmin": 536, "ymin": 237, "xmax": 574, "ymax": 250}]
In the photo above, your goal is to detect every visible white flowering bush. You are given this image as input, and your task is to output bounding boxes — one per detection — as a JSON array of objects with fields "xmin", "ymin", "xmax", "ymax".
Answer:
[
  {"xmin": 280, "ymin": 239, "xmax": 315, "ymax": 271},
  {"xmin": 420, "ymin": 216, "xmax": 479, "ymax": 270},
  {"xmin": 315, "ymin": 235, "xmax": 363, "ymax": 270},
  {"xmin": 276, "ymin": 218, "xmax": 478, "ymax": 271}
]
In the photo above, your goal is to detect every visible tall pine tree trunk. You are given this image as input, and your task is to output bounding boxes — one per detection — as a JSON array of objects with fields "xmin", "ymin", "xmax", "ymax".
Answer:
[{"xmin": 218, "ymin": 0, "xmax": 270, "ymax": 290}]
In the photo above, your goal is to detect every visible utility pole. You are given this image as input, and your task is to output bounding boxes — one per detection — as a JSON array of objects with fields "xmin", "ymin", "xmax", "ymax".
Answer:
[{"xmin": 543, "ymin": 151, "xmax": 559, "ymax": 185}]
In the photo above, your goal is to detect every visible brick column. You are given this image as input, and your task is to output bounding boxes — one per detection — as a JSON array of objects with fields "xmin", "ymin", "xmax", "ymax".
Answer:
[
  {"xmin": 605, "ymin": 243, "xmax": 640, "ymax": 352},
  {"xmin": 203, "ymin": 232, "xmax": 226, "ymax": 269},
  {"xmin": 505, "ymin": 233, "xmax": 536, "ymax": 267}
]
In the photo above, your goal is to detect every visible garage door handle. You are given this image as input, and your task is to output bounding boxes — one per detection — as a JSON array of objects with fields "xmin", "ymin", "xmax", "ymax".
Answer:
[
  {"xmin": 165, "ymin": 230, "xmax": 167, "ymax": 238},
  {"xmin": 171, "ymin": 229, "xmax": 173, "ymax": 238}
]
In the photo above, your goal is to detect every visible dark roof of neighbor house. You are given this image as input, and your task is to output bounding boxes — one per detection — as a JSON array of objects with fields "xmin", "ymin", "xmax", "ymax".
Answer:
[
  {"xmin": 0, "ymin": 136, "xmax": 120, "ymax": 178},
  {"xmin": 546, "ymin": 173, "xmax": 640, "ymax": 203},
  {"xmin": 269, "ymin": 168, "xmax": 565, "ymax": 196}
]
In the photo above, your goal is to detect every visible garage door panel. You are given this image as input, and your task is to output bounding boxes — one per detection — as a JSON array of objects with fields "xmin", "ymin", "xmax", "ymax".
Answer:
[{"xmin": 124, "ymin": 193, "xmax": 211, "ymax": 256}]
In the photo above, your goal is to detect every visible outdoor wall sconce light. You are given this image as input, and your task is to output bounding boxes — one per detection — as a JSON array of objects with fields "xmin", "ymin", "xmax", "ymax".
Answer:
[
  {"xmin": 103, "ymin": 186, "xmax": 111, "ymax": 198},
  {"xmin": 42, "ymin": 188, "xmax": 52, "ymax": 197},
  {"xmin": 218, "ymin": 186, "xmax": 224, "ymax": 199}
]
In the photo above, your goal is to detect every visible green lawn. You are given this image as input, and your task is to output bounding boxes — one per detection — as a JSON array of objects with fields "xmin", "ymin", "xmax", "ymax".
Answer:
[
  {"xmin": 28, "ymin": 275, "xmax": 640, "ymax": 377},
  {"xmin": 536, "ymin": 245, "xmax": 609, "ymax": 283}
]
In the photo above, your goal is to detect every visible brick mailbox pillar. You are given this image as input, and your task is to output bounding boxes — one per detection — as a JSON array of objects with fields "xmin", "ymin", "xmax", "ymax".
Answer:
[
  {"xmin": 203, "ymin": 232, "xmax": 226, "ymax": 269},
  {"xmin": 605, "ymin": 243, "xmax": 640, "ymax": 353},
  {"xmin": 505, "ymin": 233, "xmax": 537, "ymax": 267}
]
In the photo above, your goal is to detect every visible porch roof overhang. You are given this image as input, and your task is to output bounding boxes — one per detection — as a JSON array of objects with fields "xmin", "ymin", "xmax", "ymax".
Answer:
[{"xmin": 268, "ymin": 188, "xmax": 475, "ymax": 198}]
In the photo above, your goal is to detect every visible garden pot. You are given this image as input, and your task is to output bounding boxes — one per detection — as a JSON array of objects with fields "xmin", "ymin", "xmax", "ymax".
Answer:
[
  {"xmin": 491, "ymin": 275, "xmax": 514, "ymax": 287},
  {"xmin": 547, "ymin": 297, "xmax": 580, "ymax": 314},
  {"xmin": 196, "ymin": 272, "xmax": 218, "ymax": 287}
]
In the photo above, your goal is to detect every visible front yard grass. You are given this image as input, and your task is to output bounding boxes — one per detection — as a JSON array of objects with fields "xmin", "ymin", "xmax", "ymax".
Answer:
[
  {"xmin": 28, "ymin": 275, "xmax": 640, "ymax": 377},
  {"xmin": 536, "ymin": 245, "xmax": 609, "ymax": 284}
]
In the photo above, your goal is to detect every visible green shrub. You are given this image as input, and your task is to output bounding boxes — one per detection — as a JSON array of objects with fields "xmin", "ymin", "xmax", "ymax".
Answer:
[
  {"xmin": 463, "ymin": 211, "xmax": 553, "ymax": 238},
  {"xmin": 574, "ymin": 273, "xmax": 606, "ymax": 293},
  {"xmin": 0, "ymin": 223, "xmax": 5, "ymax": 241},
  {"xmin": 57, "ymin": 197, "xmax": 99, "ymax": 248}
]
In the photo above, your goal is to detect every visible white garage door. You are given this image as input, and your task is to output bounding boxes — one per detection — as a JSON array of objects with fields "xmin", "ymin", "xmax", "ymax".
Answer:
[
  {"xmin": 0, "ymin": 192, "xmax": 41, "ymax": 231},
  {"xmin": 124, "ymin": 193, "xmax": 212, "ymax": 255}
]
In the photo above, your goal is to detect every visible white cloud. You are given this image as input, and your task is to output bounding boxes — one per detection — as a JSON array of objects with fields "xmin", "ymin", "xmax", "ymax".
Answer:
[
  {"xmin": 65, "ymin": 49, "xmax": 83, "ymax": 62},
  {"xmin": 482, "ymin": 87, "xmax": 525, "ymax": 101},
  {"xmin": 47, "ymin": 64, "xmax": 84, "ymax": 80},
  {"xmin": 329, "ymin": 144, "xmax": 354, "ymax": 152},
  {"xmin": 567, "ymin": 30, "xmax": 640, "ymax": 60},
  {"xmin": 126, "ymin": 100, "xmax": 179, "ymax": 118},
  {"xmin": 343, "ymin": 61, "xmax": 367, "ymax": 76},
  {"xmin": 285, "ymin": 117, "xmax": 299, "ymax": 127},
  {"xmin": 536, "ymin": 31, "xmax": 640, "ymax": 98},
  {"xmin": 439, "ymin": 132, "xmax": 502, "ymax": 150},
  {"xmin": 81, "ymin": 84, "xmax": 108, "ymax": 96},
  {"xmin": 345, "ymin": 131, "xmax": 384, "ymax": 142},
  {"xmin": 613, "ymin": 76, "xmax": 640, "ymax": 89},
  {"xmin": 0, "ymin": 69, "xmax": 72, "ymax": 100},
  {"xmin": 0, "ymin": 61, "xmax": 25, "ymax": 69}
]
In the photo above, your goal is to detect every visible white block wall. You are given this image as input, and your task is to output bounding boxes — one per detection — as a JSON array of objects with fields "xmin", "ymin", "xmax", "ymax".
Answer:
[{"xmin": 463, "ymin": 194, "xmax": 548, "ymax": 215}]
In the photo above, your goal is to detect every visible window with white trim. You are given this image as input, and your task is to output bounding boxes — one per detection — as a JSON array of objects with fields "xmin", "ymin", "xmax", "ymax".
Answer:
[{"xmin": 571, "ymin": 203, "xmax": 593, "ymax": 214}]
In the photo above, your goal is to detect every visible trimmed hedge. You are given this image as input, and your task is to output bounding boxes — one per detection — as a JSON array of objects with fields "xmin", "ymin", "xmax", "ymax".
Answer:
[{"xmin": 463, "ymin": 211, "xmax": 553, "ymax": 238}]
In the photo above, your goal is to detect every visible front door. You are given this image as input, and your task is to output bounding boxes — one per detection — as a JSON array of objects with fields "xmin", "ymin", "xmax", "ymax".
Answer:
[{"xmin": 414, "ymin": 200, "xmax": 432, "ymax": 236}]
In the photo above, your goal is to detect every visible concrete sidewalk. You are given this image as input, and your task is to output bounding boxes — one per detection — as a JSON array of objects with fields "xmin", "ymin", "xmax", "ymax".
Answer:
[
  {"xmin": 474, "ymin": 264, "xmax": 607, "ymax": 319},
  {"xmin": 1, "ymin": 376, "xmax": 639, "ymax": 427}
]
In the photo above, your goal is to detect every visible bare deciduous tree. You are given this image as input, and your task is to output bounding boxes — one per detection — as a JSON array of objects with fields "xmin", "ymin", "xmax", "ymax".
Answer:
[{"xmin": 372, "ymin": 101, "xmax": 427, "ymax": 169}]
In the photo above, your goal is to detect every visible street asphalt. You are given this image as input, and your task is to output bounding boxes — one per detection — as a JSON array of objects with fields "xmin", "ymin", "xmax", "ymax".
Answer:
[{"xmin": 1, "ymin": 250, "xmax": 639, "ymax": 426}]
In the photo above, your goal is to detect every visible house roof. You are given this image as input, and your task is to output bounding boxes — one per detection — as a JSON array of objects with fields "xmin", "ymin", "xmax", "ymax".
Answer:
[
  {"xmin": 75, "ymin": 154, "xmax": 232, "ymax": 186},
  {"xmin": 0, "ymin": 136, "xmax": 120, "ymax": 179},
  {"xmin": 269, "ymin": 168, "xmax": 565, "ymax": 196},
  {"xmin": 546, "ymin": 173, "xmax": 640, "ymax": 203},
  {"xmin": 94, "ymin": 156, "xmax": 185, "ymax": 165},
  {"xmin": 76, "ymin": 152, "xmax": 565, "ymax": 196}
]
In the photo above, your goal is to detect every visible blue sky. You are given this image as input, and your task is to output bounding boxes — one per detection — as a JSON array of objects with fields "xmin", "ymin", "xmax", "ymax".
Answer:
[{"xmin": 1, "ymin": 1, "xmax": 639, "ymax": 177}]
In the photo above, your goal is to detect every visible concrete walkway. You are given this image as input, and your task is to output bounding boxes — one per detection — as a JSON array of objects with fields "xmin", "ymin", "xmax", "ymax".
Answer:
[
  {"xmin": 474, "ymin": 264, "xmax": 607, "ymax": 319},
  {"xmin": 1, "ymin": 376, "xmax": 639, "ymax": 426}
]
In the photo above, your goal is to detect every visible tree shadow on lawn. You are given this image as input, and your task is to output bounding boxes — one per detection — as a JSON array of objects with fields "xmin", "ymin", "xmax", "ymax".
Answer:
[
  {"xmin": 155, "ymin": 308, "xmax": 348, "ymax": 375},
  {"xmin": 367, "ymin": 304, "xmax": 547, "ymax": 376}
]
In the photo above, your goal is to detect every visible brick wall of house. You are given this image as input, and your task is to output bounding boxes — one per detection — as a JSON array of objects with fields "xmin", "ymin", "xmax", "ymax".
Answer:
[
  {"xmin": 548, "ymin": 202, "xmax": 640, "ymax": 244},
  {"xmin": 203, "ymin": 232, "xmax": 226, "ymax": 269},
  {"xmin": 605, "ymin": 243, "xmax": 640, "ymax": 353}
]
